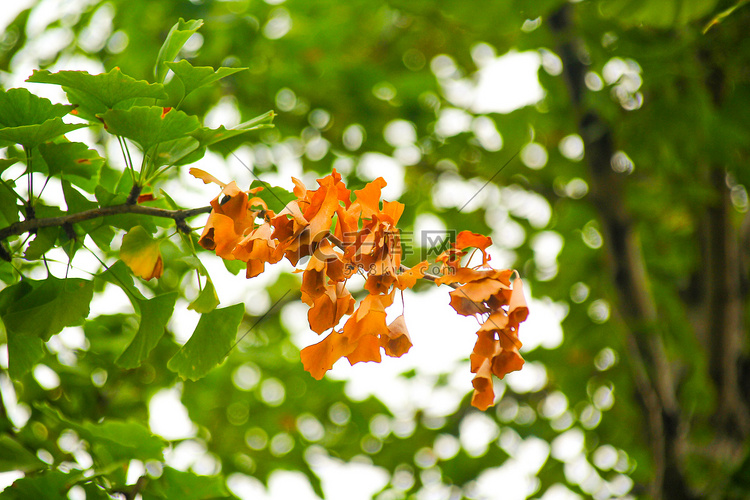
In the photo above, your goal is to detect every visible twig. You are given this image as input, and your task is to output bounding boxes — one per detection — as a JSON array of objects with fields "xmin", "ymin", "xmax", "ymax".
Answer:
[{"xmin": 0, "ymin": 204, "xmax": 212, "ymax": 242}]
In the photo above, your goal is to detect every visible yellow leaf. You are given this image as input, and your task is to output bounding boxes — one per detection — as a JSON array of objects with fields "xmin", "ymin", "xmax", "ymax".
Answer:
[{"xmin": 120, "ymin": 226, "xmax": 163, "ymax": 280}]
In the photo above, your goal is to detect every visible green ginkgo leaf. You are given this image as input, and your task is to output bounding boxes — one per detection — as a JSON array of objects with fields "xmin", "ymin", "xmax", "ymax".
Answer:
[
  {"xmin": 116, "ymin": 292, "xmax": 178, "ymax": 369},
  {"xmin": 154, "ymin": 18, "xmax": 204, "ymax": 84},
  {"xmin": 23, "ymin": 227, "xmax": 59, "ymax": 260},
  {"xmin": 0, "ymin": 277, "xmax": 94, "ymax": 379},
  {"xmin": 0, "ymin": 277, "xmax": 94, "ymax": 342},
  {"xmin": 143, "ymin": 467, "xmax": 229, "ymax": 500},
  {"xmin": 98, "ymin": 106, "xmax": 200, "ymax": 152},
  {"xmin": 187, "ymin": 278, "xmax": 220, "ymax": 313},
  {"xmin": 168, "ymin": 303, "xmax": 245, "ymax": 380},
  {"xmin": 0, "ymin": 158, "xmax": 20, "ymax": 174},
  {"xmin": 248, "ymin": 179, "xmax": 295, "ymax": 212},
  {"xmin": 27, "ymin": 67, "xmax": 167, "ymax": 122},
  {"xmin": 166, "ymin": 60, "xmax": 247, "ymax": 100},
  {"xmin": 151, "ymin": 136, "xmax": 202, "ymax": 167},
  {"xmin": 38, "ymin": 404, "xmax": 166, "ymax": 463},
  {"xmin": 0, "ymin": 470, "xmax": 72, "ymax": 500},
  {"xmin": 0, "ymin": 118, "xmax": 88, "ymax": 149},
  {"xmin": 0, "ymin": 88, "xmax": 72, "ymax": 127},
  {"xmin": 189, "ymin": 110, "xmax": 276, "ymax": 148},
  {"xmin": 0, "ymin": 435, "xmax": 45, "ymax": 473},
  {"xmin": 27, "ymin": 67, "xmax": 167, "ymax": 110},
  {"xmin": 39, "ymin": 141, "xmax": 105, "ymax": 193},
  {"xmin": 97, "ymin": 261, "xmax": 177, "ymax": 369},
  {"xmin": 0, "ymin": 180, "xmax": 20, "ymax": 226}
]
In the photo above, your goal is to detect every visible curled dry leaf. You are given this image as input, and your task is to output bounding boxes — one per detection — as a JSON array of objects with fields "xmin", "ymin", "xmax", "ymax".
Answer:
[
  {"xmin": 195, "ymin": 169, "xmax": 529, "ymax": 410},
  {"xmin": 383, "ymin": 315, "xmax": 412, "ymax": 357},
  {"xmin": 300, "ymin": 330, "xmax": 356, "ymax": 380},
  {"xmin": 456, "ymin": 230, "xmax": 493, "ymax": 266},
  {"xmin": 189, "ymin": 166, "xmax": 227, "ymax": 187}
]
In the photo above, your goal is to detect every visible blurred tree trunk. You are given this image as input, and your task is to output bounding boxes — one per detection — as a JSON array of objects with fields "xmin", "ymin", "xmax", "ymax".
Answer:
[{"xmin": 546, "ymin": 5, "xmax": 748, "ymax": 499}]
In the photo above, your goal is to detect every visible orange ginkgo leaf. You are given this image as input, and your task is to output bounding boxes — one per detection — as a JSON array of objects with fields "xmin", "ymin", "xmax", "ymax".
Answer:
[
  {"xmin": 364, "ymin": 273, "xmax": 395, "ymax": 295},
  {"xmin": 435, "ymin": 247, "xmax": 464, "ymax": 274},
  {"xmin": 473, "ymin": 330, "xmax": 500, "ymax": 359},
  {"xmin": 456, "ymin": 230, "xmax": 493, "ymax": 266},
  {"xmin": 470, "ymin": 356, "xmax": 495, "ymax": 411},
  {"xmin": 352, "ymin": 177, "xmax": 387, "ymax": 219},
  {"xmin": 344, "ymin": 303, "xmax": 389, "ymax": 346},
  {"xmin": 508, "ymin": 277, "xmax": 529, "ymax": 327},
  {"xmin": 436, "ymin": 267, "xmax": 512, "ymax": 286},
  {"xmin": 300, "ymin": 240, "xmax": 339, "ymax": 305},
  {"xmin": 334, "ymin": 203, "xmax": 360, "ymax": 246},
  {"xmin": 491, "ymin": 338, "xmax": 525, "ymax": 379},
  {"xmin": 448, "ymin": 279, "xmax": 505, "ymax": 316},
  {"xmin": 342, "ymin": 293, "xmax": 390, "ymax": 341},
  {"xmin": 382, "ymin": 314, "xmax": 412, "ymax": 357},
  {"xmin": 303, "ymin": 173, "xmax": 341, "ymax": 244},
  {"xmin": 291, "ymin": 176, "xmax": 307, "ymax": 199},
  {"xmin": 245, "ymin": 260, "xmax": 264, "ymax": 279},
  {"xmin": 189, "ymin": 167, "xmax": 227, "ymax": 187},
  {"xmin": 120, "ymin": 226, "xmax": 163, "ymax": 280},
  {"xmin": 381, "ymin": 199, "xmax": 404, "ymax": 225},
  {"xmin": 198, "ymin": 181, "xmax": 252, "ymax": 259},
  {"xmin": 478, "ymin": 310, "xmax": 510, "ymax": 334},
  {"xmin": 346, "ymin": 333, "xmax": 382, "ymax": 365},
  {"xmin": 271, "ymin": 202, "xmax": 310, "ymax": 264},
  {"xmin": 308, "ymin": 283, "xmax": 355, "ymax": 334},
  {"xmin": 350, "ymin": 214, "xmax": 402, "ymax": 277},
  {"xmin": 301, "ymin": 266, "xmax": 327, "ymax": 306},
  {"xmin": 232, "ymin": 222, "xmax": 277, "ymax": 277},
  {"xmin": 396, "ymin": 261, "xmax": 427, "ymax": 290},
  {"xmin": 300, "ymin": 330, "xmax": 357, "ymax": 380},
  {"xmin": 202, "ymin": 214, "xmax": 240, "ymax": 260}
]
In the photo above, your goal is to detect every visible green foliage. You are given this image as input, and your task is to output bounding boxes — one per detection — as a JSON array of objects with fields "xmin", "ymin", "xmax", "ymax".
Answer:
[
  {"xmin": 187, "ymin": 278, "xmax": 220, "ymax": 313},
  {"xmin": 165, "ymin": 60, "xmax": 247, "ymax": 102},
  {"xmin": 599, "ymin": 0, "xmax": 721, "ymax": 26},
  {"xmin": 0, "ymin": 435, "xmax": 45, "ymax": 472},
  {"xmin": 0, "ymin": 88, "xmax": 72, "ymax": 126},
  {"xmin": 0, "ymin": 470, "xmax": 73, "ymax": 500},
  {"xmin": 99, "ymin": 106, "xmax": 201, "ymax": 153},
  {"xmin": 154, "ymin": 18, "xmax": 205, "ymax": 84},
  {"xmin": 27, "ymin": 67, "xmax": 168, "ymax": 118},
  {"xmin": 0, "ymin": 278, "xmax": 94, "ymax": 378},
  {"xmin": 39, "ymin": 142, "xmax": 105, "ymax": 194},
  {"xmin": 144, "ymin": 467, "xmax": 231, "ymax": 500},
  {"xmin": 39, "ymin": 404, "xmax": 166, "ymax": 463},
  {"xmin": 97, "ymin": 261, "xmax": 177, "ymax": 368},
  {"xmin": 167, "ymin": 303, "xmax": 245, "ymax": 380}
]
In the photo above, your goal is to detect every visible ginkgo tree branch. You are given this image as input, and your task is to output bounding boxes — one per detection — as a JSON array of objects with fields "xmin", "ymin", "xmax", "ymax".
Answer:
[{"xmin": 0, "ymin": 204, "xmax": 213, "ymax": 243}]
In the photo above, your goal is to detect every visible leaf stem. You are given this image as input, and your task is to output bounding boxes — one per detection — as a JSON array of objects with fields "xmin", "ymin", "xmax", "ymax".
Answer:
[
  {"xmin": 117, "ymin": 136, "xmax": 135, "ymax": 182},
  {"xmin": 24, "ymin": 147, "xmax": 33, "ymax": 209}
]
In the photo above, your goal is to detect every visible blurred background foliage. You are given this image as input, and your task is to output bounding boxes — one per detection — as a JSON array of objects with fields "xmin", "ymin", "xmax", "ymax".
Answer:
[{"xmin": 1, "ymin": 0, "xmax": 750, "ymax": 499}]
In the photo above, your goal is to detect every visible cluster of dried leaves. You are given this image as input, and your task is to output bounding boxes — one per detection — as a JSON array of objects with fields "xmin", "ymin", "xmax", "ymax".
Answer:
[{"xmin": 190, "ymin": 168, "xmax": 528, "ymax": 410}]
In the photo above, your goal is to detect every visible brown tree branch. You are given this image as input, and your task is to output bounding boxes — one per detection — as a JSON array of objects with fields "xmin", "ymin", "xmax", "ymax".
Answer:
[{"xmin": 0, "ymin": 204, "xmax": 213, "ymax": 243}]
